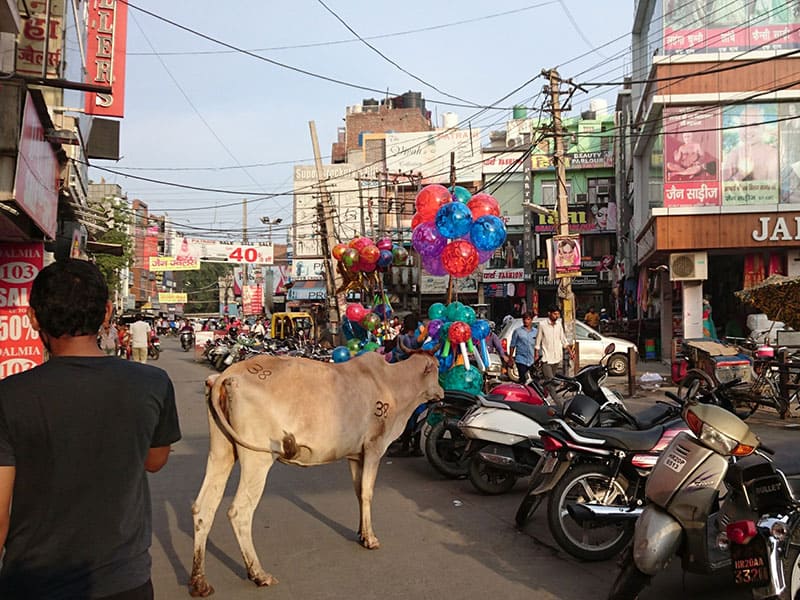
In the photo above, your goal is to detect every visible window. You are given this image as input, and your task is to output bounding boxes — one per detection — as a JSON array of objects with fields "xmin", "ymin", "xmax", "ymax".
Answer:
[
  {"xmin": 587, "ymin": 178, "xmax": 615, "ymax": 203},
  {"xmin": 541, "ymin": 180, "xmax": 572, "ymax": 205}
]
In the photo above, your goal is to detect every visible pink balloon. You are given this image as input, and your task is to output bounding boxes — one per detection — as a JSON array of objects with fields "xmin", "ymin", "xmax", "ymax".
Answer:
[{"xmin": 376, "ymin": 237, "xmax": 393, "ymax": 251}]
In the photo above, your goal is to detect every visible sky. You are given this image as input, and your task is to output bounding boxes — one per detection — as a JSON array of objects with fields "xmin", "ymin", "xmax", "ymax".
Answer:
[{"xmin": 84, "ymin": 0, "xmax": 634, "ymax": 245}]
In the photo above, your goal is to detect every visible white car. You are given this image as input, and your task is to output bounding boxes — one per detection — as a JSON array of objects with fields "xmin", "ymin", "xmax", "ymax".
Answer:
[{"xmin": 498, "ymin": 317, "xmax": 636, "ymax": 377}]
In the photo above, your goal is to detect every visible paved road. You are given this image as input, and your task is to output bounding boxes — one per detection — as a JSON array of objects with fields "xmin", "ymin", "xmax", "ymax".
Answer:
[{"xmin": 147, "ymin": 342, "xmax": 796, "ymax": 599}]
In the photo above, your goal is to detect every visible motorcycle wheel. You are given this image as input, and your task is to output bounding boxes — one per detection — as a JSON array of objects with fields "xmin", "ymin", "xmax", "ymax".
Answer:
[
  {"xmin": 467, "ymin": 456, "xmax": 517, "ymax": 495},
  {"xmin": 424, "ymin": 418, "xmax": 469, "ymax": 479},
  {"xmin": 515, "ymin": 468, "xmax": 547, "ymax": 528},
  {"xmin": 148, "ymin": 347, "xmax": 160, "ymax": 360},
  {"xmin": 606, "ymin": 545, "xmax": 650, "ymax": 600},
  {"xmin": 547, "ymin": 463, "xmax": 634, "ymax": 561}
]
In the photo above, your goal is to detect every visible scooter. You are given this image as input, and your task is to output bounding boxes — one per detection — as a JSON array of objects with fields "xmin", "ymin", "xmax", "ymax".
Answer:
[
  {"xmin": 148, "ymin": 332, "xmax": 161, "ymax": 360},
  {"xmin": 180, "ymin": 329, "xmax": 195, "ymax": 352},
  {"xmin": 457, "ymin": 345, "xmax": 624, "ymax": 495},
  {"xmin": 607, "ymin": 379, "xmax": 779, "ymax": 599}
]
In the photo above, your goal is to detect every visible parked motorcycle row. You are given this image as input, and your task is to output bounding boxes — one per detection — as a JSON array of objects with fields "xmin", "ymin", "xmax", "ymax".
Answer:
[
  {"xmin": 201, "ymin": 332, "xmax": 332, "ymax": 371},
  {"xmin": 419, "ymin": 344, "xmax": 800, "ymax": 599}
]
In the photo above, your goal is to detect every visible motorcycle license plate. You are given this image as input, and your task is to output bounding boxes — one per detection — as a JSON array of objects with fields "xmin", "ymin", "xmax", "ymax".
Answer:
[
  {"xmin": 730, "ymin": 535, "xmax": 771, "ymax": 587},
  {"xmin": 541, "ymin": 455, "xmax": 559, "ymax": 474}
]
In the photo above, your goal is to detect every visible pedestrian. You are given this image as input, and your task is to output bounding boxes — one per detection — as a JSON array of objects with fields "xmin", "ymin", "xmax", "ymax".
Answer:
[
  {"xmin": 509, "ymin": 311, "xmax": 538, "ymax": 384},
  {"xmin": 0, "ymin": 258, "xmax": 181, "ymax": 599},
  {"xmin": 487, "ymin": 326, "xmax": 512, "ymax": 366},
  {"xmin": 534, "ymin": 305, "xmax": 576, "ymax": 399},
  {"xmin": 98, "ymin": 319, "xmax": 119, "ymax": 356},
  {"xmin": 388, "ymin": 313, "xmax": 425, "ymax": 457},
  {"xmin": 129, "ymin": 315, "xmax": 151, "ymax": 364},
  {"xmin": 584, "ymin": 306, "xmax": 600, "ymax": 329}
]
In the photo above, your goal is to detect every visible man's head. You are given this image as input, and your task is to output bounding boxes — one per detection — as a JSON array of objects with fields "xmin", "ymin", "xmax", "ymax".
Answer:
[
  {"xmin": 29, "ymin": 259, "xmax": 109, "ymax": 339},
  {"xmin": 547, "ymin": 304, "xmax": 560, "ymax": 323},
  {"xmin": 521, "ymin": 311, "xmax": 533, "ymax": 327}
]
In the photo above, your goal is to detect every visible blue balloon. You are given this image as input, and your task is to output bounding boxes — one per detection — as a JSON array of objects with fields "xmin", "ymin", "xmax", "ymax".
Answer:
[
  {"xmin": 373, "ymin": 303, "xmax": 392, "ymax": 320},
  {"xmin": 471, "ymin": 319, "xmax": 490, "ymax": 340},
  {"xmin": 435, "ymin": 202, "xmax": 473, "ymax": 239},
  {"xmin": 470, "ymin": 214, "xmax": 507, "ymax": 252},
  {"xmin": 332, "ymin": 346, "xmax": 351, "ymax": 363},
  {"xmin": 377, "ymin": 249, "xmax": 393, "ymax": 268}
]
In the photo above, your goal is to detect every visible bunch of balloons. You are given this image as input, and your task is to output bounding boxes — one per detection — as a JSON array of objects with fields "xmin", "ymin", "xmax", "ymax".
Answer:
[
  {"xmin": 332, "ymin": 236, "xmax": 408, "ymax": 274},
  {"xmin": 425, "ymin": 301, "xmax": 495, "ymax": 395},
  {"xmin": 331, "ymin": 295, "xmax": 396, "ymax": 363},
  {"xmin": 412, "ymin": 184, "xmax": 507, "ymax": 279}
]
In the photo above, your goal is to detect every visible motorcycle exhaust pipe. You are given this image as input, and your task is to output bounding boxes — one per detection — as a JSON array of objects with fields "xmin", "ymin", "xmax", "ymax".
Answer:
[{"xmin": 566, "ymin": 503, "xmax": 643, "ymax": 524}]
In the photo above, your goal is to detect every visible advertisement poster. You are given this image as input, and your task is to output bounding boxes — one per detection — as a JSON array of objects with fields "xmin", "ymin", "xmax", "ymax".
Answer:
[
  {"xmin": 550, "ymin": 235, "xmax": 582, "ymax": 279},
  {"xmin": 780, "ymin": 103, "xmax": 800, "ymax": 203},
  {"xmin": 663, "ymin": 107, "xmax": 721, "ymax": 206},
  {"xmin": 663, "ymin": 0, "xmax": 799, "ymax": 54},
  {"xmin": 241, "ymin": 285, "xmax": 263, "ymax": 316},
  {"xmin": 0, "ymin": 243, "xmax": 44, "ymax": 380},
  {"xmin": 721, "ymin": 104, "xmax": 779, "ymax": 205}
]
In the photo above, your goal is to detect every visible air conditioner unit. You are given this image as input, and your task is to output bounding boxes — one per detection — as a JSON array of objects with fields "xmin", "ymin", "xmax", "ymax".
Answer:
[
  {"xmin": 576, "ymin": 193, "xmax": 588, "ymax": 203},
  {"xmin": 669, "ymin": 251, "xmax": 708, "ymax": 281},
  {"xmin": 597, "ymin": 185, "xmax": 610, "ymax": 196}
]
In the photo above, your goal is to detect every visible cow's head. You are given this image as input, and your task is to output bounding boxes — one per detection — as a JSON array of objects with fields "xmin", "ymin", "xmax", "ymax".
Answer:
[{"xmin": 415, "ymin": 353, "xmax": 444, "ymax": 403}]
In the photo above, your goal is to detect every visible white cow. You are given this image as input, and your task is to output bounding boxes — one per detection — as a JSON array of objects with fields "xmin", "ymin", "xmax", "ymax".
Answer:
[{"xmin": 188, "ymin": 351, "xmax": 444, "ymax": 597}]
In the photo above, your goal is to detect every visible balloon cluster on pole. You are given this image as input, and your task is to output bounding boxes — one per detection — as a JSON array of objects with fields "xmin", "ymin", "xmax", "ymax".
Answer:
[{"xmin": 412, "ymin": 185, "xmax": 506, "ymax": 278}]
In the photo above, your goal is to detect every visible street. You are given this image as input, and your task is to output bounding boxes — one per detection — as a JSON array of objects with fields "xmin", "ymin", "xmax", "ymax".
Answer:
[{"xmin": 148, "ymin": 341, "xmax": 797, "ymax": 600}]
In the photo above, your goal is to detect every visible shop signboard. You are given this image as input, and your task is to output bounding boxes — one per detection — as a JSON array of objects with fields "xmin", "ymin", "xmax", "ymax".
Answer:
[
  {"xmin": 722, "ymin": 104, "xmax": 779, "ymax": 205},
  {"xmin": 663, "ymin": 107, "xmax": 721, "ymax": 207},
  {"xmin": 149, "ymin": 256, "xmax": 200, "ymax": 271},
  {"xmin": 0, "ymin": 242, "xmax": 44, "ymax": 380},
  {"xmin": 420, "ymin": 274, "xmax": 478, "ymax": 294},
  {"xmin": 173, "ymin": 236, "xmax": 274, "ymax": 264},
  {"xmin": 85, "ymin": 0, "xmax": 128, "ymax": 117}
]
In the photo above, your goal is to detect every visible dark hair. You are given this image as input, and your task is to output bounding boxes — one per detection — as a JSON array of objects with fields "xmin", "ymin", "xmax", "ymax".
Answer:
[
  {"xmin": 402, "ymin": 313, "xmax": 419, "ymax": 334},
  {"xmin": 30, "ymin": 259, "xmax": 108, "ymax": 338},
  {"xmin": 522, "ymin": 311, "xmax": 533, "ymax": 319},
  {"xmin": 547, "ymin": 304, "xmax": 560, "ymax": 313}
]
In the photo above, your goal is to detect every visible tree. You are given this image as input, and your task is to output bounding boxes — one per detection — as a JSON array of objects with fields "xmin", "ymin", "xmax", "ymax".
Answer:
[
  {"xmin": 93, "ymin": 204, "xmax": 133, "ymax": 299},
  {"xmin": 182, "ymin": 262, "xmax": 231, "ymax": 314}
]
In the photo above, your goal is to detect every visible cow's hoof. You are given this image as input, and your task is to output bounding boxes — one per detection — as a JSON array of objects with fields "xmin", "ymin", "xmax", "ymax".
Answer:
[
  {"xmin": 249, "ymin": 571, "xmax": 278, "ymax": 587},
  {"xmin": 360, "ymin": 535, "xmax": 381, "ymax": 549},
  {"xmin": 188, "ymin": 576, "xmax": 214, "ymax": 597}
]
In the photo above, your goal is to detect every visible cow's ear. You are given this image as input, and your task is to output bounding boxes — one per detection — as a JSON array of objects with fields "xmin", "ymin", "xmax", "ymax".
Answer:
[{"xmin": 423, "ymin": 358, "xmax": 436, "ymax": 375}]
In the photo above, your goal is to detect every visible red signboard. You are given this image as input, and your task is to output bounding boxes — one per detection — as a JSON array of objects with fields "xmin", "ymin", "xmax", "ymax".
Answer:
[
  {"xmin": 14, "ymin": 93, "xmax": 59, "ymax": 239},
  {"xmin": 0, "ymin": 243, "xmax": 45, "ymax": 380},
  {"xmin": 85, "ymin": 0, "xmax": 128, "ymax": 117},
  {"xmin": 242, "ymin": 285, "xmax": 263, "ymax": 316}
]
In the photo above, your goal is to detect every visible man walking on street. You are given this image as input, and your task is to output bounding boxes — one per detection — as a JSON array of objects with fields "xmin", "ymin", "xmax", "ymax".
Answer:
[
  {"xmin": 509, "ymin": 311, "xmax": 538, "ymax": 384},
  {"xmin": 535, "ymin": 305, "xmax": 575, "ymax": 400},
  {"xmin": 0, "ymin": 259, "xmax": 181, "ymax": 599},
  {"xmin": 130, "ymin": 316, "xmax": 151, "ymax": 364},
  {"xmin": 98, "ymin": 319, "xmax": 119, "ymax": 356}
]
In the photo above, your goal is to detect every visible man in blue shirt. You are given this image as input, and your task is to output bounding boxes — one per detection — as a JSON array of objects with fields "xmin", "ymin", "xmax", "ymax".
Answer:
[{"xmin": 509, "ymin": 311, "xmax": 538, "ymax": 384}]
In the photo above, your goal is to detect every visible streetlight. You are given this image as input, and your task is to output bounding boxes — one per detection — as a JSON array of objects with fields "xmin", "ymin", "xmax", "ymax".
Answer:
[{"xmin": 260, "ymin": 216, "xmax": 283, "ymax": 243}]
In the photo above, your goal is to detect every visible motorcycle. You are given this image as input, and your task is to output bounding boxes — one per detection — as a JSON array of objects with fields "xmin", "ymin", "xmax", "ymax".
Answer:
[
  {"xmin": 607, "ymin": 379, "xmax": 783, "ymax": 599},
  {"xmin": 515, "ymin": 395, "xmax": 689, "ymax": 562},
  {"xmin": 180, "ymin": 329, "xmax": 195, "ymax": 352},
  {"xmin": 457, "ymin": 344, "xmax": 625, "ymax": 495},
  {"xmin": 148, "ymin": 332, "xmax": 161, "ymax": 360},
  {"xmin": 424, "ymin": 374, "xmax": 548, "ymax": 480}
]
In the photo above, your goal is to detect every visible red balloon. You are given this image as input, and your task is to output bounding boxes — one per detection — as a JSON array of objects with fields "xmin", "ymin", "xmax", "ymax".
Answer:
[
  {"xmin": 359, "ymin": 244, "xmax": 380, "ymax": 263},
  {"xmin": 467, "ymin": 193, "xmax": 501, "ymax": 220},
  {"xmin": 448, "ymin": 321, "xmax": 472, "ymax": 344},
  {"xmin": 411, "ymin": 212, "xmax": 426, "ymax": 230},
  {"xmin": 349, "ymin": 237, "xmax": 373, "ymax": 251},
  {"xmin": 332, "ymin": 243, "xmax": 348, "ymax": 260},
  {"xmin": 345, "ymin": 303, "xmax": 367, "ymax": 322},
  {"xmin": 415, "ymin": 184, "xmax": 451, "ymax": 221},
  {"xmin": 441, "ymin": 240, "xmax": 479, "ymax": 278}
]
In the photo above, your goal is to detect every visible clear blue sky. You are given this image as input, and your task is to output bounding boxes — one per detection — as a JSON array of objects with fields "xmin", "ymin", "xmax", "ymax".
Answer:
[{"xmin": 87, "ymin": 0, "xmax": 633, "ymax": 244}]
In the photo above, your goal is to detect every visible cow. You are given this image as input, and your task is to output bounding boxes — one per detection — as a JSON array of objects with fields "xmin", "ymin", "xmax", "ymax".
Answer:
[{"xmin": 188, "ymin": 351, "xmax": 444, "ymax": 597}]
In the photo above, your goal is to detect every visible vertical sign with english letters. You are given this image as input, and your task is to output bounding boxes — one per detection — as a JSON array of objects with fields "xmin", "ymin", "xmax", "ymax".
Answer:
[
  {"xmin": 85, "ymin": 0, "xmax": 128, "ymax": 117},
  {"xmin": 0, "ymin": 243, "xmax": 44, "ymax": 380}
]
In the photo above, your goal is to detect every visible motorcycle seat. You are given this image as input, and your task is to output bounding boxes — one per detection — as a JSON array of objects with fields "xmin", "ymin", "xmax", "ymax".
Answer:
[
  {"xmin": 578, "ymin": 425, "xmax": 666, "ymax": 452},
  {"xmin": 632, "ymin": 404, "xmax": 675, "ymax": 429},
  {"xmin": 506, "ymin": 402, "xmax": 560, "ymax": 424},
  {"xmin": 443, "ymin": 390, "xmax": 481, "ymax": 410}
]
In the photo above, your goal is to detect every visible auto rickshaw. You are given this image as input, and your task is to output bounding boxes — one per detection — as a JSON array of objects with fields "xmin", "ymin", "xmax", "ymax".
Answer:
[{"xmin": 270, "ymin": 312, "xmax": 315, "ymax": 341}]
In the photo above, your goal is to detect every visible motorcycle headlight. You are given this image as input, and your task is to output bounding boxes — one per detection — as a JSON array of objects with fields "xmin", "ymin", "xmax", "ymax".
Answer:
[{"xmin": 684, "ymin": 410, "xmax": 755, "ymax": 457}]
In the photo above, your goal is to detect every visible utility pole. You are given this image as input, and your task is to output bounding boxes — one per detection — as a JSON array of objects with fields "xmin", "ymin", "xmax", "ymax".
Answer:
[
  {"xmin": 309, "ymin": 120, "xmax": 345, "ymax": 333},
  {"xmin": 545, "ymin": 68, "xmax": 577, "ymax": 373}
]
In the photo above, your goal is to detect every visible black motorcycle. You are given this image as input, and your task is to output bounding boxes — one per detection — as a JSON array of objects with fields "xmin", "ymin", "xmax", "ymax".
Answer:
[{"xmin": 180, "ymin": 329, "xmax": 194, "ymax": 352}]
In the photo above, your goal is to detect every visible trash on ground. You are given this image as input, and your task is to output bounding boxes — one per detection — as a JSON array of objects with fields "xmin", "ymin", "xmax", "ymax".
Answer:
[{"xmin": 638, "ymin": 372, "xmax": 665, "ymax": 390}]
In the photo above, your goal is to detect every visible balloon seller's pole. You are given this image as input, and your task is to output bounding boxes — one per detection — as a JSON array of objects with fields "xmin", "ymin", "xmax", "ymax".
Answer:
[{"xmin": 448, "ymin": 152, "xmax": 457, "ymax": 305}]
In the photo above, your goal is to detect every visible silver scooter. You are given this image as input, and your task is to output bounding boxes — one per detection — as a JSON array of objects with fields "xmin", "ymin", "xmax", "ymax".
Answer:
[{"xmin": 607, "ymin": 380, "xmax": 798, "ymax": 599}]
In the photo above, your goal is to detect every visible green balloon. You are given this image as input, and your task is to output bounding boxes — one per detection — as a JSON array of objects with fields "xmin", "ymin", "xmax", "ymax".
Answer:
[
  {"xmin": 392, "ymin": 246, "xmax": 409, "ymax": 266},
  {"xmin": 459, "ymin": 306, "xmax": 477, "ymax": 325},
  {"xmin": 443, "ymin": 365, "xmax": 483, "ymax": 395},
  {"xmin": 363, "ymin": 341, "xmax": 380, "ymax": 352},
  {"xmin": 362, "ymin": 313, "xmax": 381, "ymax": 332},
  {"xmin": 446, "ymin": 301, "xmax": 465, "ymax": 322},
  {"xmin": 428, "ymin": 302, "xmax": 446, "ymax": 320},
  {"xmin": 346, "ymin": 338, "xmax": 361, "ymax": 352}
]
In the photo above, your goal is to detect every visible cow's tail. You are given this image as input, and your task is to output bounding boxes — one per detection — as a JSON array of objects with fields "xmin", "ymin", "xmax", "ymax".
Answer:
[{"xmin": 206, "ymin": 375, "xmax": 278, "ymax": 454}]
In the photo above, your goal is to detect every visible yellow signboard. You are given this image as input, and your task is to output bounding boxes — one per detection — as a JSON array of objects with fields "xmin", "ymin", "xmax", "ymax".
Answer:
[
  {"xmin": 149, "ymin": 256, "xmax": 200, "ymax": 272},
  {"xmin": 158, "ymin": 292, "xmax": 187, "ymax": 304}
]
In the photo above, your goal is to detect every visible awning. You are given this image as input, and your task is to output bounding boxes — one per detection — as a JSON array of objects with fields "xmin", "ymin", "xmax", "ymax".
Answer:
[{"xmin": 285, "ymin": 280, "xmax": 326, "ymax": 301}]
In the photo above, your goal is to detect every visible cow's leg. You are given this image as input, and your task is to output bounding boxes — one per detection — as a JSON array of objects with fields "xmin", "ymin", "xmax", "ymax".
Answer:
[
  {"xmin": 356, "ymin": 449, "xmax": 383, "ymax": 549},
  {"xmin": 228, "ymin": 448, "xmax": 278, "ymax": 587},
  {"xmin": 347, "ymin": 457, "xmax": 364, "ymax": 540},
  {"xmin": 189, "ymin": 431, "xmax": 236, "ymax": 597}
]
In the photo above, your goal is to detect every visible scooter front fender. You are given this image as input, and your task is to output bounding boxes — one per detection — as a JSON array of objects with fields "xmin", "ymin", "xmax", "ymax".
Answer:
[{"xmin": 632, "ymin": 505, "xmax": 684, "ymax": 576}]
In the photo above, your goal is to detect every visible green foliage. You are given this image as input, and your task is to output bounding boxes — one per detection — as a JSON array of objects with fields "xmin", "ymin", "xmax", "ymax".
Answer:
[
  {"xmin": 182, "ymin": 262, "xmax": 231, "ymax": 313},
  {"xmin": 93, "ymin": 204, "xmax": 133, "ymax": 293}
]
